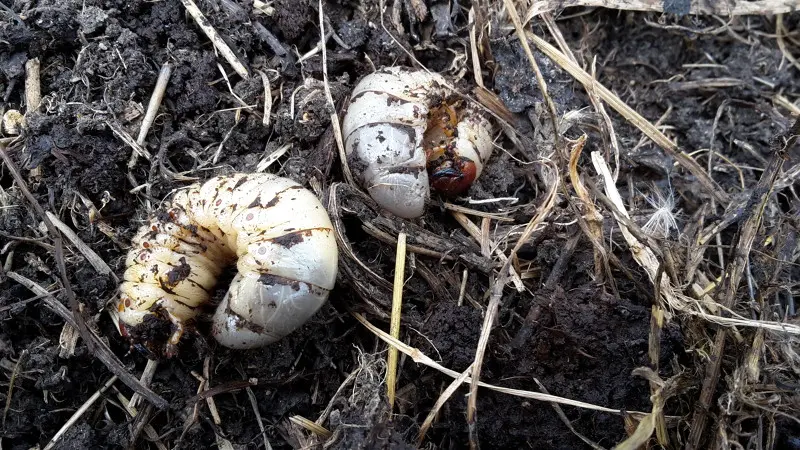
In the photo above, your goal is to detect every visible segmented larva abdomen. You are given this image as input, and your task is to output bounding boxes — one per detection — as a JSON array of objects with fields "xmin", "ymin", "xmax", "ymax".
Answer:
[
  {"xmin": 342, "ymin": 67, "xmax": 493, "ymax": 219},
  {"xmin": 117, "ymin": 173, "xmax": 338, "ymax": 353}
]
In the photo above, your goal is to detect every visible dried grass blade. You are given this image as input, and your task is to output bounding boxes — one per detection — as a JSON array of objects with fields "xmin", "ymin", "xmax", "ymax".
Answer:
[
  {"xmin": 687, "ymin": 118, "xmax": 797, "ymax": 447},
  {"xmin": 290, "ymin": 415, "xmax": 332, "ymax": 438},
  {"xmin": 418, "ymin": 364, "xmax": 473, "ymax": 446},
  {"xmin": 387, "ymin": 232, "xmax": 407, "ymax": 410},
  {"xmin": 568, "ymin": 135, "xmax": 607, "ymax": 282},
  {"xmin": 179, "ymin": 0, "xmax": 249, "ymax": 78},
  {"xmin": 45, "ymin": 211, "xmax": 117, "ymax": 282},
  {"xmin": 525, "ymin": 30, "xmax": 729, "ymax": 204},
  {"xmin": 352, "ymin": 311, "xmax": 650, "ymax": 416},
  {"xmin": 43, "ymin": 376, "xmax": 118, "ymax": 450}
]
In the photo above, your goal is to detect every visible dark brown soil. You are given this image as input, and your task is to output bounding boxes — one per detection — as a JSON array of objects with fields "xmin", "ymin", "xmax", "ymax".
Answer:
[{"xmin": 1, "ymin": 1, "xmax": 799, "ymax": 449}]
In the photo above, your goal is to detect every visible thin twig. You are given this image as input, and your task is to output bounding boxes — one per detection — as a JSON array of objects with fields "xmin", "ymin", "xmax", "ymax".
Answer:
[
  {"xmin": 179, "ymin": 0, "xmax": 249, "ymax": 78},
  {"xmin": 318, "ymin": 0, "xmax": 353, "ymax": 186},
  {"xmin": 315, "ymin": 367, "xmax": 360, "ymax": 427},
  {"xmin": 45, "ymin": 211, "xmax": 117, "ymax": 282},
  {"xmin": 24, "ymin": 58, "xmax": 41, "ymax": 114},
  {"xmin": 128, "ymin": 359, "xmax": 159, "ymax": 411},
  {"xmin": 451, "ymin": 211, "xmax": 525, "ymax": 292},
  {"xmin": 352, "ymin": 311, "xmax": 655, "ymax": 417},
  {"xmin": 2, "ymin": 349, "xmax": 28, "ymax": 427},
  {"xmin": 6, "ymin": 272, "xmax": 77, "ymax": 328},
  {"xmin": 534, "ymin": 379, "xmax": 606, "ymax": 450},
  {"xmin": 524, "ymin": 0, "xmax": 799, "ymax": 19},
  {"xmin": 418, "ymin": 363, "xmax": 474, "ymax": 446},
  {"xmin": 129, "ymin": 62, "xmax": 171, "ymax": 168},
  {"xmin": 0, "ymin": 142, "xmax": 169, "ymax": 410},
  {"xmin": 43, "ymin": 376, "xmax": 118, "ymax": 450},
  {"xmin": 107, "ymin": 120, "xmax": 150, "ymax": 164},
  {"xmin": 114, "ymin": 390, "xmax": 168, "ymax": 450},
  {"xmin": 686, "ymin": 119, "xmax": 797, "ymax": 449},
  {"xmin": 248, "ymin": 387, "xmax": 275, "ymax": 449},
  {"xmin": 258, "ymin": 70, "xmax": 273, "ymax": 127},
  {"xmin": 503, "ymin": 0, "xmax": 560, "ymax": 152},
  {"xmin": 289, "ymin": 415, "xmax": 331, "ymax": 438},
  {"xmin": 523, "ymin": 30, "xmax": 729, "ymax": 205},
  {"xmin": 466, "ymin": 162, "xmax": 559, "ymax": 449}
]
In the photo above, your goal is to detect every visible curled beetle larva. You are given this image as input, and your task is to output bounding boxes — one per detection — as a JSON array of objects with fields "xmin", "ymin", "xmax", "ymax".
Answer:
[
  {"xmin": 117, "ymin": 173, "xmax": 338, "ymax": 357},
  {"xmin": 342, "ymin": 67, "xmax": 493, "ymax": 219}
]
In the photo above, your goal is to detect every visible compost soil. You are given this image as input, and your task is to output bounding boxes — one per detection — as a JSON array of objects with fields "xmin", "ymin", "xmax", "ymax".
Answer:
[{"xmin": 1, "ymin": 1, "xmax": 798, "ymax": 449}]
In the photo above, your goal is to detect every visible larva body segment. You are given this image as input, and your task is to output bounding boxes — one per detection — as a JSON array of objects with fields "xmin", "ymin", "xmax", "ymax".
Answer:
[
  {"xmin": 343, "ymin": 67, "xmax": 493, "ymax": 219},
  {"xmin": 343, "ymin": 67, "xmax": 447, "ymax": 219},
  {"xmin": 118, "ymin": 173, "xmax": 338, "ymax": 355}
]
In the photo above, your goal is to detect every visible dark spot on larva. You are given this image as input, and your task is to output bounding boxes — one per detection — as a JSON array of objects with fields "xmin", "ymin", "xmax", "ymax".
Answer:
[
  {"xmin": 233, "ymin": 176, "xmax": 249, "ymax": 190},
  {"xmin": 142, "ymin": 242, "xmax": 151, "ymax": 248},
  {"xmin": 264, "ymin": 197, "xmax": 279, "ymax": 208},
  {"xmin": 222, "ymin": 305, "xmax": 265, "ymax": 334},
  {"xmin": 258, "ymin": 273, "xmax": 303, "ymax": 291},
  {"xmin": 248, "ymin": 195, "xmax": 262, "ymax": 208},
  {"xmin": 184, "ymin": 222, "xmax": 199, "ymax": 236},
  {"xmin": 270, "ymin": 228, "xmax": 325, "ymax": 248},
  {"xmin": 124, "ymin": 298, "xmax": 132, "ymax": 307},
  {"xmin": 165, "ymin": 257, "xmax": 192, "ymax": 287},
  {"xmin": 284, "ymin": 228, "xmax": 295, "ymax": 232},
  {"xmin": 150, "ymin": 265, "xmax": 159, "ymax": 274},
  {"xmin": 271, "ymin": 230, "xmax": 306, "ymax": 248},
  {"xmin": 246, "ymin": 213, "xmax": 254, "ymax": 221},
  {"xmin": 215, "ymin": 199, "xmax": 223, "ymax": 206},
  {"xmin": 267, "ymin": 301, "xmax": 277, "ymax": 309},
  {"xmin": 386, "ymin": 165, "xmax": 425, "ymax": 175}
]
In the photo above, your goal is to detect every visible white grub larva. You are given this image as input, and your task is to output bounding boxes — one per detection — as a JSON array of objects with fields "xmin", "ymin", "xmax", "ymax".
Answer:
[
  {"xmin": 1, "ymin": 109, "xmax": 25, "ymax": 136},
  {"xmin": 342, "ymin": 66, "xmax": 493, "ymax": 219},
  {"xmin": 117, "ymin": 173, "xmax": 338, "ymax": 357}
]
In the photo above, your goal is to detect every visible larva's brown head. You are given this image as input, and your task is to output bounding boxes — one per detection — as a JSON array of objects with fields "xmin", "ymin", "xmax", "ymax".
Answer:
[
  {"xmin": 428, "ymin": 156, "xmax": 478, "ymax": 196},
  {"xmin": 423, "ymin": 100, "xmax": 481, "ymax": 196},
  {"xmin": 117, "ymin": 306, "xmax": 184, "ymax": 359}
]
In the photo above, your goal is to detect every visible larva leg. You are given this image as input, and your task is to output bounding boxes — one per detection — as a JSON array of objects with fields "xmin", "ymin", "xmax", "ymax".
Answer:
[{"xmin": 164, "ymin": 316, "xmax": 186, "ymax": 359}]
